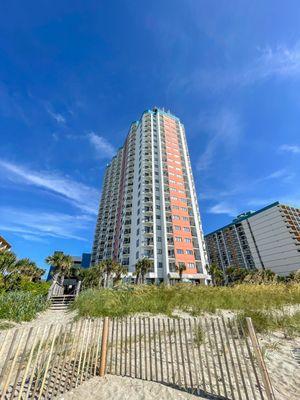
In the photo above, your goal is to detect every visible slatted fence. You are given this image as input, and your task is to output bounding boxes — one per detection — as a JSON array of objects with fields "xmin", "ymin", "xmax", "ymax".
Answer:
[{"xmin": 0, "ymin": 316, "xmax": 275, "ymax": 400}]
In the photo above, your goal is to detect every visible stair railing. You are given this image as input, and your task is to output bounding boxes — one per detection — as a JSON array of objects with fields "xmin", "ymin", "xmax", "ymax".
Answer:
[
  {"xmin": 75, "ymin": 280, "xmax": 82, "ymax": 297},
  {"xmin": 47, "ymin": 280, "xmax": 64, "ymax": 300}
]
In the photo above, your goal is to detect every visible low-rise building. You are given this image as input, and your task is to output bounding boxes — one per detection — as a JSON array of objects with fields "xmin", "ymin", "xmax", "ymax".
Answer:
[
  {"xmin": 205, "ymin": 202, "xmax": 300, "ymax": 276},
  {"xmin": 0, "ymin": 235, "xmax": 11, "ymax": 252},
  {"xmin": 46, "ymin": 252, "xmax": 91, "ymax": 281}
]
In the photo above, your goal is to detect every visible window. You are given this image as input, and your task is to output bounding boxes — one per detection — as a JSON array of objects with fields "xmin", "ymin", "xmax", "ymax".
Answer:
[
  {"xmin": 182, "ymin": 216, "xmax": 189, "ymax": 221},
  {"xmin": 172, "ymin": 215, "xmax": 180, "ymax": 220},
  {"xmin": 157, "ymin": 236, "xmax": 162, "ymax": 242},
  {"xmin": 158, "ymin": 262, "xmax": 163, "ymax": 268},
  {"xmin": 177, "ymin": 249, "xmax": 184, "ymax": 254},
  {"xmin": 183, "ymin": 227, "xmax": 190, "ymax": 232},
  {"xmin": 174, "ymin": 225, "xmax": 181, "ymax": 231},
  {"xmin": 187, "ymin": 262, "xmax": 195, "ymax": 268},
  {"xmin": 157, "ymin": 225, "xmax": 161, "ymax": 230},
  {"xmin": 184, "ymin": 238, "xmax": 192, "ymax": 243},
  {"xmin": 136, "ymin": 251, "xmax": 139, "ymax": 259},
  {"xmin": 175, "ymin": 236, "xmax": 182, "ymax": 242},
  {"xmin": 136, "ymin": 239, "xmax": 139, "ymax": 247},
  {"xmin": 136, "ymin": 228, "xmax": 140, "ymax": 236},
  {"xmin": 157, "ymin": 249, "xmax": 162, "ymax": 254},
  {"xmin": 186, "ymin": 249, "xmax": 193, "ymax": 255}
]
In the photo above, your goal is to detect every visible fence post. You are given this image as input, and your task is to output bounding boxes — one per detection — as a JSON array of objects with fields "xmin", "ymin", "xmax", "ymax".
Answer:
[
  {"xmin": 246, "ymin": 317, "xmax": 276, "ymax": 400},
  {"xmin": 99, "ymin": 317, "xmax": 110, "ymax": 377}
]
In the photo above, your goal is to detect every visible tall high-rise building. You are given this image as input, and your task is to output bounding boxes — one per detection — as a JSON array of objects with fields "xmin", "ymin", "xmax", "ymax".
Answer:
[
  {"xmin": 205, "ymin": 202, "xmax": 300, "ymax": 276},
  {"xmin": 91, "ymin": 108, "xmax": 209, "ymax": 283}
]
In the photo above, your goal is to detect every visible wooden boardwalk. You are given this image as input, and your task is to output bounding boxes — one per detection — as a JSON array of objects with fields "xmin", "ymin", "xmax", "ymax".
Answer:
[{"xmin": 0, "ymin": 316, "xmax": 275, "ymax": 399}]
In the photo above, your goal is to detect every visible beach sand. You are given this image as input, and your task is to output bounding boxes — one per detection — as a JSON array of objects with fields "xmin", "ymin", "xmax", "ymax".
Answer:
[
  {"xmin": 57, "ymin": 375, "xmax": 202, "ymax": 400},
  {"xmin": 260, "ymin": 332, "xmax": 300, "ymax": 400},
  {"xmin": 1, "ymin": 309, "xmax": 299, "ymax": 400}
]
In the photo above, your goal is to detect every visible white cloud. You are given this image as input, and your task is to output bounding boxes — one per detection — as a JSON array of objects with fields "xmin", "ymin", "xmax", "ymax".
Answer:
[
  {"xmin": 0, "ymin": 160, "xmax": 99, "ymax": 215},
  {"xmin": 208, "ymin": 202, "xmax": 238, "ymax": 217},
  {"xmin": 279, "ymin": 144, "xmax": 300, "ymax": 154},
  {"xmin": 196, "ymin": 109, "xmax": 241, "ymax": 171},
  {"xmin": 46, "ymin": 106, "xmax": 66, "ymax": 124},
  {"xmin": 87, "ymin": 132, "xmax": 116, "ymax": 159},
  {"xmin": 254, "ymin": 44, "xmax": 300, "ymax": 81},
  {"xmin": 181, "ymin": 42, "xmax": 300, "ymax": 93},
  {"xmin": 0, "ymin": 207, "xmax": 92, "ymax": 242}
]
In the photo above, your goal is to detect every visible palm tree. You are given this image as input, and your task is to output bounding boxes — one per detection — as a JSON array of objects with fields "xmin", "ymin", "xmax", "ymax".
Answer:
[
  {"xmin": 175, "ymin": 263, "xmax": 186, "ymax": 281},
  {"xmin": 45, "ymin": 252, "xmax": 73, "ymax": 285},
  {"xmin": 92, "ymin": 262, "xmax": 107, "ymax": 288},
  {"xmin": 135, "ymin": 258, "xmax": 153, "ymax": 284},
  {"xmin": 207, "ymin": 264, "xmax": 224, "ymax": 286},
  {"xmin": 0, "ymin": 250, "xmax": 17, "ymax": 276},
  {"xmin": 15, "ymin": 258, "xmax": 44, "ymax": 282},
  {"xmin": 113, "ymin": 263, "xmax": 127, "ymax": 286}
]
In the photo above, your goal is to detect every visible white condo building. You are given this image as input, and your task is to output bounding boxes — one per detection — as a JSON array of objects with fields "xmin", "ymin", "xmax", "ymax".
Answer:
[
  {"xmin": 91, "ymin": 108, "xmax": 209, "ymax": 283},
  {"xmin": 205, "ymin": 202, "xmax": 300, "ymax": 276}
]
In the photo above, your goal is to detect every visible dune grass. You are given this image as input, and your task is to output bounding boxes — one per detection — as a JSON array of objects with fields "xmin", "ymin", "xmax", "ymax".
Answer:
[
  {"xmin": 72, "ymin": 283, "xmax": 300, "ymax": 335},
  {"xmin": 72, "ymin": 283, "xmax": 300, "ymax": 317},
  {"xmin": 0, "ymin": 291, "xmax": 49, "ymax": 322}
]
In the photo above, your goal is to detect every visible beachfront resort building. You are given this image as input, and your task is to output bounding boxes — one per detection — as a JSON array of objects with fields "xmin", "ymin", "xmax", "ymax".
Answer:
[
  {"xmin": 205, "ymin": 202, "xmax": 300, "ymax": 276},
  {"xmin": 0, "ymin": 235, "xmax": 11, "ymax": 252},
  {"xmin": 91, "ymin": 107, "xmax": 209, "ymax": 283}
]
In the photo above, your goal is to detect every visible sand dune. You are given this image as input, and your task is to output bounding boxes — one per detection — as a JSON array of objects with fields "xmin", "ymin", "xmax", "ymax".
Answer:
[{"xmin": 57, "ymin": 375, "xmax": 203, "ymax": 400}]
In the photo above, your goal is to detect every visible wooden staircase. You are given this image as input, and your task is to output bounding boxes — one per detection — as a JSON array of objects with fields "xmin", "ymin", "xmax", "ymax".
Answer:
[{"xmin": 49, "ymin": 295, "xmax": 76, "ymax": 311}]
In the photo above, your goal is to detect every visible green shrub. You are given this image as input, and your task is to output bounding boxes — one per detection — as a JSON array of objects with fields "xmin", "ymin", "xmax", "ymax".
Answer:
[
  {"xmin": 19, "ymin": 280, "xmax": 50, "ymax": 296},
  {"xmin": 0, "ymin": 291, "xmax": 49, "ymax": 322}
]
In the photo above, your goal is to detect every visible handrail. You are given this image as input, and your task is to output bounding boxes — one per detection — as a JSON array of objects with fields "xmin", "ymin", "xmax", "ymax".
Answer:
[
  {"xmin": 47, "ymin": 280, "xmax": 64, "ymax": 300},
  {"xmin": 75, "ymin": 280, "xmax": 82, "ymax": 297}
]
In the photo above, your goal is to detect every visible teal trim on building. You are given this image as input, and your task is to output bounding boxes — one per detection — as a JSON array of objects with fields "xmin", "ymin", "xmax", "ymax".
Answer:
[{"xmin": 205, "ymin": 201, "xmax": 280, "ymax": 237}]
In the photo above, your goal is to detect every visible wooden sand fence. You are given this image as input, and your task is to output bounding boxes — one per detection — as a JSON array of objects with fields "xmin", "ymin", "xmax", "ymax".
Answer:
[{"xmin": 0, "ymin": 316, "xmax": 275, "ymax": 400}]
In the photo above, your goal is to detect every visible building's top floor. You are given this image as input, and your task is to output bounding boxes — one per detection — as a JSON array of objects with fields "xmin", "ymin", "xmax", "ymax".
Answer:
[
  {"xmin": 0, "ymin": 235, "xmax": 11, "ymax": 251},
  {"xmin": 205, "ymin": 201, "xmax": 300, "ymax": 237},
  {"xmin": 104, "ymin": 107, "xmax": 183, "ymax": 169}
]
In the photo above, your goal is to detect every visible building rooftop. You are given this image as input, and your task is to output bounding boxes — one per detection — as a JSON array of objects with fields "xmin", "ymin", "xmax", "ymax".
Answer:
[
  {"xmin": 205, "ymin": 201, "xmax": 280, "ymax": 236},
  {"xmin": 0, "ymin": 235, "xmax": 11, "ymax": 250}
]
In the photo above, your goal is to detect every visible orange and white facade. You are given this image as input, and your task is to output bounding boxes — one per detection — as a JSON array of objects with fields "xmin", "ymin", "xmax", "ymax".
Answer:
[{"xmin": 91, "ymin": 108, "xmax": 209, "ymax": 283}]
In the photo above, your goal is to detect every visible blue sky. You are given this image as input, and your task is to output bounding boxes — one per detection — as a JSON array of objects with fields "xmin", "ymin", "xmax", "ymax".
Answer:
[{"xmin": 1, "ymin": 1, "xmax": 300, "ymax": 274}]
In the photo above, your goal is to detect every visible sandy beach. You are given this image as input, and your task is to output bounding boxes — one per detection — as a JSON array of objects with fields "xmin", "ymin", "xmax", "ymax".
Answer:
[
  {"xmin": 0, "ymin": 309, "xmax": 299, "ymax": 400},
  {"xmin": 57, "ymin": 375, "xmax": 202, "ymax": 400}
]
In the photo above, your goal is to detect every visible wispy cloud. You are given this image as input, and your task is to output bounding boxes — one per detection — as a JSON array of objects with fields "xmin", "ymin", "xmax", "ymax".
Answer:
[
  {"xmin": 46, "ymin": 105, "xmax": 66, "ymax": 124},
  {"xmin": 279, "ymin": 144, "xmax": 300, "ymax": 154},
  {"xmin": 181, "ymin": 42, "xmax": 300, "ymax": 93},
  {"xmin": 208, "ymin": 202, "xmax": 238, "ymax": 217},
  {"xmin": 87, "ymin": 132, "xmax": 116, "ymax": 159},
  {"xmin": 253, "ymin": 44, "xmax": 300, "ymax": 81},
  {"xmin": 0, "ymin": 207, "xmax": 92, "ymax": 242},
  {"xmin": 261, "ymin": 168, "xmax": 295, "ymax": 183},
  {"xmin": 196, "ymin": 109, "xmax": 242, "ymax": 171},
  {"xmin": 0, "ymin": 160, "xmax": 99, "ymax": 214}
]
